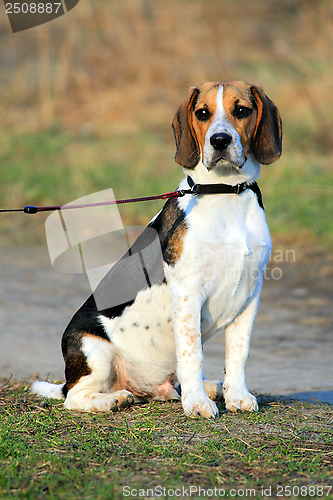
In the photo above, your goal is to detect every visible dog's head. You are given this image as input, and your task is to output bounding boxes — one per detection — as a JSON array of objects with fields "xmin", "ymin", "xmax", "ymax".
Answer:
[{"xmin": 172, "ymin": 81, "xmax": 282, "ymax": 174}]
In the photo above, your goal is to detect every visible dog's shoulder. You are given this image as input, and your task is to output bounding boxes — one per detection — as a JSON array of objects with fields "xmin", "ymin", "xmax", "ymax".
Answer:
[{"xmin": 149, "ymin": 197, "xmax": 187, "ymax": 267}]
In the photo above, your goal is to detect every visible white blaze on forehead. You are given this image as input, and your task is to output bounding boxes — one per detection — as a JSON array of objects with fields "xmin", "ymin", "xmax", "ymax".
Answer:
[
  {"xmin": 208, "ymin": 84, "xmax": 234, "ymax": 134},
  {"xmin": 203, "ymin": 84, "xmax": 244, "ymax": 169},
  {"xmin": 215, "ymin": 85, "xmax": 226, "ymax": 123}
]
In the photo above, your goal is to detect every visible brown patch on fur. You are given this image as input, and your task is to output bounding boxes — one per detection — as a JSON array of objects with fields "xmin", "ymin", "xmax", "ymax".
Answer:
[
  {"xmin": 149, "ymin": 197, "xmax": 187, "ymax": 267},
  {"xmin": 190, "ymin": 82, "xmax": 220, "ymax": 154},
  {"xmin": 222, "ymin": 81, "xmax": 259, "ymax": 152},
  {"xmin": 250, "ymin": 85, "xmax": 282, "ymax": 164},
  {"xmin": 164, "ymin": 221, "xmax": 187, "ymax": 266},
  {"xmin": 172, "ymin": 87, "xmax": 201, "ymax": 169}
]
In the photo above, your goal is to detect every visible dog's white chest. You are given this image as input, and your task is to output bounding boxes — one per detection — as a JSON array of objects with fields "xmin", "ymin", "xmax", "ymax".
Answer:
[{"xmin": 175, "ymin": 190, "xmax": 271, "ymax": 335}]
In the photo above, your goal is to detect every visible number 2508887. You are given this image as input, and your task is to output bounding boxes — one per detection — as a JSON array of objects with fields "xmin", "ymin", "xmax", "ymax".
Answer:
[{"xmin": 6, "ymin": 3, "xmax": 62, "ymax": 14}]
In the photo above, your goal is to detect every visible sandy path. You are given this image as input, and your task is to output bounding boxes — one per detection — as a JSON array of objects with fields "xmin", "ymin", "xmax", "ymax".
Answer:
[{"xmin": 1, "ymin": 245, "xmax": 332, "ymax": 403}]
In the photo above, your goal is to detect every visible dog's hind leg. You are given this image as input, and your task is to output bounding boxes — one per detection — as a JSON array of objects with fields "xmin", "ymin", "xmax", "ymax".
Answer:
[
  {"xmin": 203, "ymin": 379, "xmax": 223, "ymax": 402},
  {"xmin": 63, "ymin": 334, "xmax": 134, "ymax": 412}
]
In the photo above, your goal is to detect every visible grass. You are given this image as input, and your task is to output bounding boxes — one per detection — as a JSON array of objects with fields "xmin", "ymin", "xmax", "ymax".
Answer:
[
  {"xmin": 0, "ymin": 126, "xmax": 176, "ymax": 218},
  {"xmin": 0, "ymin": 380, "xmax": 333, "ymax": 499},
  {"xmin": 0, "ymin": 127, "xmax": 177, "ymax": 245},
  {"xmin": 260, "ymin": 149, "xmax": 333, "ymax": 247}
]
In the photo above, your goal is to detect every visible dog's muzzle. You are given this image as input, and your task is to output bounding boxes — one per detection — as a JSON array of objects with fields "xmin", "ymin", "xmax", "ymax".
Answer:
[{"xmin": 206, "ymin": 132, "xmax": 245, "ymax": 170}]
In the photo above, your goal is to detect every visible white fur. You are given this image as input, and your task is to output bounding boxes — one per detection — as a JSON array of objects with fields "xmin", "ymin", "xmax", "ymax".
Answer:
[
  {"xmin": 223, "ymin": 292, "xmax": 261, "ymax": 411},
  {"xmin": 166, "ymin": 180, "xmax": 271, "ymax": 416},
  {"xmin": 31, "ymin": 381, "xmax": 65, "ymax": 400},
  {"xmin": 98, "ymin": 284, "xmax": 176, "ymax": 390},
  {"xmin": 162, "ymin": 85, "xmax": 272, "ymax": 416},
  {"xmin": 63, "ymin": 337, "xmax": 135, "ymax": 411}
]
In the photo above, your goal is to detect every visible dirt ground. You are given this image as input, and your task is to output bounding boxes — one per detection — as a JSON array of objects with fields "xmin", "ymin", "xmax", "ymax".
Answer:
[{"xmin": 0, "ymin": 244, "xmax": 332, "ymax": 404}]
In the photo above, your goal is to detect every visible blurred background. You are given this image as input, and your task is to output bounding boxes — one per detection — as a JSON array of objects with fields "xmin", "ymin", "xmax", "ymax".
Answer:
[{"xmin": 0, "ymin": 0, "xmax": 333, "ymax": 247}]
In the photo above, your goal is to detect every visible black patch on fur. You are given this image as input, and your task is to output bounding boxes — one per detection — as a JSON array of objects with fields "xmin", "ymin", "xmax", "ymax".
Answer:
[
  {"xmin": 64, "ymin": 294, "xmax": 124, "ymax": 339},
  {"xmin": 91, "ymin": 225, "xmax": 165, "ymax": 316},
  {"xmin": 61, "ymin": 331, "xmax": 92, "ymax": 394}
]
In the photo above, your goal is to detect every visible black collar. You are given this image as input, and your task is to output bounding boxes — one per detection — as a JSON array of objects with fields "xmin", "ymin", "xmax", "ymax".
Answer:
[{"xmin": 185, "ymin": 176, "xmax": 264, "ymax": 210}]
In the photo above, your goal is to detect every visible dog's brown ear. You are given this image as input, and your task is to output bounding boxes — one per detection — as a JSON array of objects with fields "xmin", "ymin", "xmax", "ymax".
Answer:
[
  {"xmin": 172, "ymin": 87, "xmax": 201, "ymax": 169},
  {"xmin": 250, "ymin": 85, "xmax": 282, "ymax": 165}
]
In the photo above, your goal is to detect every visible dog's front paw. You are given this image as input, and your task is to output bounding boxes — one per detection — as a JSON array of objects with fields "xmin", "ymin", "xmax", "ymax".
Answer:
[
  {"xmin": 182, "ymin": 394, "xmax": 219, "ymax": 418},
  {"xmin": 223, "ymin": 384, "xmax": 258, "ymax": 412}
]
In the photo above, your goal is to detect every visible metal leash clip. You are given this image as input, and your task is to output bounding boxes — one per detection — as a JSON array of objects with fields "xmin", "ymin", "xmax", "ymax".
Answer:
[{"xmin": 190, "ymin": 183, "xmax": 199, "ymax": 196}]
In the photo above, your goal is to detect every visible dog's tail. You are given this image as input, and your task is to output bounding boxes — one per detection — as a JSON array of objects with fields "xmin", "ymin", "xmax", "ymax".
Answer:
[{"xmin": 31, "ymin": 381, "xmax": 65, "ymax": 400}]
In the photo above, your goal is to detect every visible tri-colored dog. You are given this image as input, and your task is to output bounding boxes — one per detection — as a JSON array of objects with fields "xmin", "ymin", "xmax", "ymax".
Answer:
[{"xmin": 32, "ymin": 81, "xmax": 282, "ymax": 418}]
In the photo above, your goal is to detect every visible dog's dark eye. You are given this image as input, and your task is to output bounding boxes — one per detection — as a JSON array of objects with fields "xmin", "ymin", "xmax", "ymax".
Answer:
[
  {"xmin": 234, "ymin": 105, "xmax": 252, "ymax": 119},
  {"xmin": 195, "ymin": 108, "xmax": 211, "ymax": 122}
]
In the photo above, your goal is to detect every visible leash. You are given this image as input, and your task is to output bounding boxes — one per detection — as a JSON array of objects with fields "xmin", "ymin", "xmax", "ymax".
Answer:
[
  {"xmin": 0, "ymin": 176, "xmax": 263, "ymax": 214},
  {"xmin": 0, "ymin": 190, "xmax": 189, "ymax": 214}
]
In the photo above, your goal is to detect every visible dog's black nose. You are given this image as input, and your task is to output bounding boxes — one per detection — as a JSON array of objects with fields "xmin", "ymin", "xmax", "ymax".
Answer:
[{"xmin": 210, "ymin": 133, "xmax": 232, "ymax": 151}]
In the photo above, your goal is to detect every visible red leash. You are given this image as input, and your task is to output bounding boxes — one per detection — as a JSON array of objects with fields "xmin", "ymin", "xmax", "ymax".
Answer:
[{"xmin": 0, "ymin": 189, "xmax": 191, "ymax": 214}]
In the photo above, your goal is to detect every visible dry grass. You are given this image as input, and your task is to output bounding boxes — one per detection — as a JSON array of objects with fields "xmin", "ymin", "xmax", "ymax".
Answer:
[{"xmin": 1, "ymin": 0, "xmax": 333, "ymax": 150}]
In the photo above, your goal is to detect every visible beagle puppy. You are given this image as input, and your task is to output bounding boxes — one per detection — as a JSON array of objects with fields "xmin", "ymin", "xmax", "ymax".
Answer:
[{"xmin": 32, "ymin": 81, "xmax": 282, "ymax": 418}]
